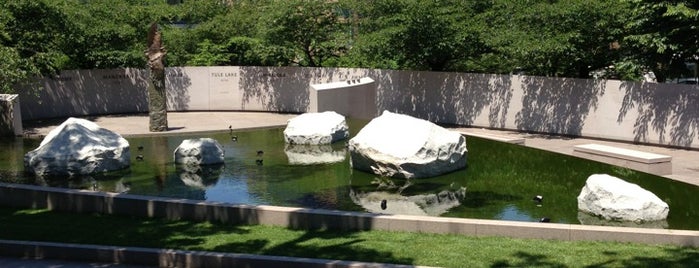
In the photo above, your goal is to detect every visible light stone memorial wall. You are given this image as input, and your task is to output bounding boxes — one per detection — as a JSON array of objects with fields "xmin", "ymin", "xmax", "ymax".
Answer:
[
  {"xmin": 19, "ymin": 69, "xmax": 149, "ymax": 120},
  {"xmin": 15, "ymin": 66, "xmax": 699, "ymax": 149}
]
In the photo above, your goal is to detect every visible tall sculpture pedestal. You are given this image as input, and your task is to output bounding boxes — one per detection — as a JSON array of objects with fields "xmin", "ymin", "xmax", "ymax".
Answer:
[{"xmin": 0, "ymin": 94, "xmax": 23, "ymax": 137}]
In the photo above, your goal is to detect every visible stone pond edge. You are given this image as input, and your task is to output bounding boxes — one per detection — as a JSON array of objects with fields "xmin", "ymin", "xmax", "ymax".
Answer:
[{"xmin": 0, "ymin": 183, "xmax": 697, "ymax": 266}]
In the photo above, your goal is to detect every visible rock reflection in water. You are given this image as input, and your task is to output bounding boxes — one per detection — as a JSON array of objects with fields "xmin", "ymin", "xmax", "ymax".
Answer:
[
  {"xmin": 177, "ymin": 163, "xmax": 224, "ymax": 190},
  {"xmin": 350, "ymin": 177, "xmax": 466, "ymax": 216},
  {"xmin": 284, "ymin": 144, "xmax": 346, "ymax": 165},
  {"xmin": 577, "ymin": 212, "xmax": 669, "ymax": 229},
  {"xmin": 29, "ymin": 172, "xmax": 130, "ymax": 193}
]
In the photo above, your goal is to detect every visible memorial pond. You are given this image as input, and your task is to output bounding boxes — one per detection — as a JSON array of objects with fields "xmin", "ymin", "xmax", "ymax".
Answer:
[{"xmin": 1, "ymin": 119, "xmax": 698, "ymax": 230}]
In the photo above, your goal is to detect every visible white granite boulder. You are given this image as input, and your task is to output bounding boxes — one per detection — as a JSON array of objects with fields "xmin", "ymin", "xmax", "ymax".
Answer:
[
  {"xmin": 349, "ymin": 111, "xmax": 467, "ymax": 178},
  {"xmin": 24, "ymin": 117, "xmax": 130, "ymax": 176},
  {"xmin": 174, "ymin": 138, "xmax": 224, "ymax": 167},
  {"xmin": 283, "ymin": 111, "xmax": 349, "ymax": 145},
  {"xmin": 577, "ymin": 174, "xmax": 669, "ymax": 222}
]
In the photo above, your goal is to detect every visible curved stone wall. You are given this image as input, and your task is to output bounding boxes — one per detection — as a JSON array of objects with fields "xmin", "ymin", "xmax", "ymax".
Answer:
[{"xmin": 17, "ymin": 66, "xmax": 699, "ymax": 149}]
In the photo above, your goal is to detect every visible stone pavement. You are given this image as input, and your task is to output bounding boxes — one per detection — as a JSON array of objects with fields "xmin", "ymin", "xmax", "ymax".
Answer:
[{"xmin": 22, "ymin": 111, "xmax": 298, "ymax": 137}]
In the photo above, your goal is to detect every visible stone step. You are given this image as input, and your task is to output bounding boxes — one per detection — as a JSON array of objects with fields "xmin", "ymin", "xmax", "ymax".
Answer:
[
  {"xmin": 573, "ymin": 144, "xmax": 672, "ymax": 175},
  {"xmin": 458, "ymin": 131, "xmax": 525, "ymax": 145}
]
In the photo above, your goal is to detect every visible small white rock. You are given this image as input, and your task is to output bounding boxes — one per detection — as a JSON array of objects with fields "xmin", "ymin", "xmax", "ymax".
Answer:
[
  {"xmin": 577, "ymin": 174, "xmax": 669, "ymax": 222},
  {"xmin": 283, "ymin": 111, "xmax": 349, "ymax": 145},
  {"xmin": 174, "ymin": 138, "xmax": 224, "ymax": 167}
]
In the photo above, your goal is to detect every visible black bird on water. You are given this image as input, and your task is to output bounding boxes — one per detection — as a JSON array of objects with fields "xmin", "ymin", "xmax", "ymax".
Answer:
[
  {"xmin": 380, "ymin": 199, "xmax": 387, "ymax": 210},
  {"xmin": 533, "ymin": 195, "xmax": 543, "ymax": 207},
  {"xmin": 255, "ymin": 159, "xmax": 264, "ymax": 166},
  {"xmin": 137, "ymin": 145, "xmax": 144, "ymax": 151},
  {"xmin": 539, "ymin": 217, "xmax": 551, "ymax": 223},
  {"xmin": 136, "ymin": 154, "xmax": 144, "ymax": 161},
  {"xmin": 231, "ymin": 135, "xmax": 238, "ymax": 142},
  {"xmin": 257, "ymin": 150, "xmax": 264, "ymax": 157}
]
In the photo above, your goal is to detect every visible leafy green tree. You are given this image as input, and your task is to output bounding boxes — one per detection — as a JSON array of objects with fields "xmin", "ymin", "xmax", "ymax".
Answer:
[
  {"xmin": 164, "ymin": 0, "xmax": 272, "ymax": 66},
  {"xmin": 4, "ymin": 0, "xmax": 696, "ymax": 86},
  {"xmin": 340, "ymin": 0, "xmax": 489, "ymax": 72},
  {"xmin": 394, "ymin": 1, "xmax": 485, "ymax": 71},
  {"xmin": 0, "ymin": 0, "xmax": 72, "ymax": 93},
  {"xmin": 262, "ymin": 0, "xmax": 347, "ymax": 67},
  {"xmin": 223, "ymin": 36, "xmax": 292, "ymax": 66},
  {"xmin": 623, "ymin": 0, "xmax": 698, "ymax": 82},
  {"xmin": 333, "ymin": 0, "xmax": 404, "ymax": 69},
  {"xmin": 60, "ymin": 0, "xmax": 175, "ymax": 69},
  {"xmin": 187, "ymin": 39, "xmax": 231, "ymax": 66},
  {"xmin": 478, "ymin": 0, "xmax": 628, "ymax": 77}
]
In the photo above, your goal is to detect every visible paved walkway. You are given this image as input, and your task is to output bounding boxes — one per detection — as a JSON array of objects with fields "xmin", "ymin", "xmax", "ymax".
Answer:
[{"xmin": 22, "ymin": 111, "xmax": 298, "ymax": 137}]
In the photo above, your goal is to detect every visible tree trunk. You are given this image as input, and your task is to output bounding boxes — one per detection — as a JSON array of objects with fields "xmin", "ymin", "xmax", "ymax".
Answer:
[{"xmin": 145, "ymin": 22, "xmax": 168, "ymax": 132}]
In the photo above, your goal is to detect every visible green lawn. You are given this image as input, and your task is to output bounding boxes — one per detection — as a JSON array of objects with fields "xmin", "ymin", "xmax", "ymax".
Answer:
[{"xmin": 1, "ymin": 207, "xmax": 697, "ymax": 267}]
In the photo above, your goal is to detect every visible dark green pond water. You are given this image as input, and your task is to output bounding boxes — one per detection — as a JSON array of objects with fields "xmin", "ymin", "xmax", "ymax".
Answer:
[{"xmin": 2, "ymin": 120, "xmax": 698, "ymax": 230}]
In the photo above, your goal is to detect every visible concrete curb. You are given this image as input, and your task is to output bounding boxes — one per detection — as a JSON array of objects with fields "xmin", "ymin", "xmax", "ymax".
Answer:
[
  {"xmin": 1, "ymin": 183, "xmax": 697, "ymax": 248},
  {"xmin": 0, "ymin": 239, "xmax": 430, "ymax": 268}
]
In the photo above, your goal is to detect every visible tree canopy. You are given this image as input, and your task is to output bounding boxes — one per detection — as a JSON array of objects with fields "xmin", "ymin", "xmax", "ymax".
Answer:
[{"xmin": 1, "ymin": 0, "xmax": 697, "ymax": 93}]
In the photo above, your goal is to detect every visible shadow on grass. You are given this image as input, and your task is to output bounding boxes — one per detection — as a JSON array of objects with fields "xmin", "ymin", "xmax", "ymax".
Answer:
[
  {"xmin": 490, "ymin": 248, "xmax": 699, "ymax": 268},
  {"xmin": 0, "ymin": 207, "xmax": 416, "ymax": 266},
  {"xmin": 491, "ymin": 251, "xmax": 566, "ymax": 268},
  {"xmin": 0, "ymin": 208, "xmax": 249, "ymax": 249},
  {"xmin": 210, "ymin": 229, "xmax": 414, "ymax": 265},
  {"xmin": 615, "ymin": 247, "xmax": 699, "ymax": 267}
]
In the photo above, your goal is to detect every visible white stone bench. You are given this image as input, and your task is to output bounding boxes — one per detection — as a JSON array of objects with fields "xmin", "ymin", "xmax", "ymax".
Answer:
[
  {"xmin": 573, "ymin": 144, "xmax": 672, "ymax": 175},
  {"xmin": 458, "ymin": 131, "xmax": 525, "ymax": 145},
  {"xmin": 309, "ymin": 77, "xmax": 377, "ymax": 120}
]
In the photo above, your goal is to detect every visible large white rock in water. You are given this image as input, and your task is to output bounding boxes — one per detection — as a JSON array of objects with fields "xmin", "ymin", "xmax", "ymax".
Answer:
[
  {"xmin": 349, "ymin": 111, "xmax": 467, "ymax": 178},
  {"xmin": 577, "ymin": 174, "xmax": 669, "ymax": 222},
  {"xmin": 283, "ymin": 111, "xmax": 349, "ymax": 144},
  {"xmin": 174, "ymin": 138, "xmax": 224, "ymax": 167},
  {"xmin": 24, "ymin": 117, "xmax": 130, "ymax": 176}
]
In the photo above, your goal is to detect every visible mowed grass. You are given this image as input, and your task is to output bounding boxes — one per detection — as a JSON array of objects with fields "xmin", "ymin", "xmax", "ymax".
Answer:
[{"xmin": 1, "ymin": 207, "xmax": 698, "ymax": 267}]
